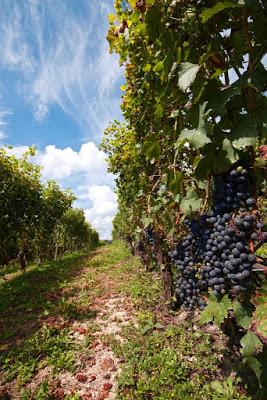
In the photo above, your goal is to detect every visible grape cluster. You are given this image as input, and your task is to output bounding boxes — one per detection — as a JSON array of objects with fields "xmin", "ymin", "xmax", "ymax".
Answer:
[
  {"xmin": 171, "ymin": 166, "xmax": 266, "ymax": 310},
  {"xmin": 213, "ymin": 166, "xmax": 255, "ymax": 214},
  {"xmin": 169, "ymin": 232, "xmax": 206, "ymax": 310},
  {"xmin": 144, "ymin": 226, "xmax": 155, "ymax": 247},
  {"xmin": 200, "ymin": 212, "xmax": 257, "ymax": 295}
]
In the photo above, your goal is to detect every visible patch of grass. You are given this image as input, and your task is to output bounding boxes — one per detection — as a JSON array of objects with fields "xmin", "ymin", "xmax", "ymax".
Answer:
[
  {"xmin": 21, "ymin": 381, "xmax": 50, "ymax": 400},
  {"xmin": 1, "ymin": 325, "xmax": 79, "ymax": 385},
  {"xmin": 92, "ymin": 242, "xmax": 253, "ymax": 399},
  {"xmin": 0, "ymin": 262, "xmax": 20, "ymax": 280},
  {"xmin": 0, "ymin": 252, "xmax": 87, "ymax": 350},
  {"xmin": 96, "ymin": 241, "xmax": 162, "ymax": 309},
  {"xmin": 88, "ymin": 240, "xmax": 131, "ymax": 272},
  {"xmin": 107, "ymin": 323, "xmax": 251, "ymax": 400},
  {"xmin": 122, "ymin": 270, "xmax": 162, "ymax": 309}
]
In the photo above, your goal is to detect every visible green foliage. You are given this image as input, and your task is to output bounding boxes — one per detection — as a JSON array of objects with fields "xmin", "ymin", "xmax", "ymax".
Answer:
[
  {"xmin": 208, "ymin": 377, "xmax": 245, "ymax": 400},
  {"xmin": 0, "ymin": 148, "xmax": 99, "ymax": 269},
  {"xmin": 232, "ymin": 301, "xmax": 252, "ymax": 330},
  {"xmin": 103, "ymin": 0, "xmax": 267, "ymax": 246},
  {"xmin": 240, "ymin": 331, "xmax": 263, "ymax": 385},
  {"xmin": 200, "ymin": 293, "xmax": 266, "ymax": 388},
  {"xmin": 103, "ymin": 0, "xmax": 267, "ymax": 394},
  {"xmin": 111, "ymin": 324, "xmax": 250, "ymax": 400},
  {"xmin": 240, "ymin": 331, "xmax": 263, "ymax": 359},
  {"xmin": 1, "ymin": 326, "xmax": 77, "ymax": 384},
  {"xmin": 199, "ymin": 294, "xmax": 232, "ymax": 326},
  {"xmin": 201, "ymin": 1, "xmax": 242, "ymax": 23},
  {"xmin": 252, "ymin": 282, "xmax": 267, "ymax": 344}
]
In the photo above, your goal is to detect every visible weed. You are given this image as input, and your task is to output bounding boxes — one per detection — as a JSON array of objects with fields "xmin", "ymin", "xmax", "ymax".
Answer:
[
  {"xmin": 110, "ymin": 324, "xmax": 251, "ymax": 400},
  {"xmin": 1, "ymin": 325, "xmax": 78, "ymax": 384},
  {"xmin": 21, "ymin": 381, "xmax": 50, "ymax": 400}
]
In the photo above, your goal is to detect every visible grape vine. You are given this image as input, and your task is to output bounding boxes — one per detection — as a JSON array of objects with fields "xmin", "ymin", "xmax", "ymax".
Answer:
[{"xmin": 103, "ymin": 0, "xmax": 267, "ymax": 389}]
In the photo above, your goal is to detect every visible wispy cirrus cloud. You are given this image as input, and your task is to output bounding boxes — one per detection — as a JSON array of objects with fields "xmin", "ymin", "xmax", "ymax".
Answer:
[
  {"xmin": 0, "ymin": 0, "xmax": 123, "ymax": 139},
  {"xmin": 0, "ymin": 1, "xmax": 122, "ymax": 239}
]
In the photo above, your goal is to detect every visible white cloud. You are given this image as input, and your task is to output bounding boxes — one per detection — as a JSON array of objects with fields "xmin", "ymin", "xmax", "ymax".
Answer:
[
  {"xmin": 10, "ymin": 142, "xmax": 117, "ymax": 240},
  {"xmin": 35, "ymin": 142, "xmax": 110, "ymax": 181},
  {"xmin": 0, "ymin": 108, "xmax": 12, "ymax": 140},
  {"xmin": 7, "ymin": 144, "xmax": 29, "ymax": 157},
  {"xmin": 0, "ymin": 0, "xmax": 123, "ymax": 139},
  {"xmin": 85, "ymin": 186, "xmax": 117, "ymax": 240},
  {"xmin": 0, "ymin": 4, "xmax": 34, "ymax": 72},
  {"xmin": 0, "ymin": 1, "xmax": 122, "ymax": 240}
]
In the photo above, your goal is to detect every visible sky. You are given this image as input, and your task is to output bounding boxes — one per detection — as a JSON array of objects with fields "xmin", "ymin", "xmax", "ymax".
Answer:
[{"xmin": 0, "ymin": 0, "xmax": 124, "ymax": 240}]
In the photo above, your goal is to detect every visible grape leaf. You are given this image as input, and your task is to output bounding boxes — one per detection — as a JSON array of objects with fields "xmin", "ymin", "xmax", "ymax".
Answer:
[
  {"xmin": 232, "ymin": 301, "xmax": 252, "ymax": 330},
  {"xmin": 199, "ymin": 294, "xmax": 232, "ymax": 326},
  {"xmin": 251, "ymin": 283, "xmax": 267, "ymax": 344},
  {"xmin": 245, "ymin": 357, "xmax": 262, "ymax": 386},
  {"xmin": 144, "ymin": 141, "xmax": 160, "ymax": 164},
  {"xmin": 206, "ymin": 77, "xmax": 243, "ymax": 115},
  {"xmin": 180, "ymin": 188, "xmax": 202, "ymax": 215},
  {"xmin": 153, "ymin": 60, "xmax": 164, "ymax": 73},
  {"xmin": 231, "ymin": 116, "xmax": 258, "ymax": 150},
  {"xmin": 240, "ymin": 331, "xmax": 263, "ymax": 359},
  {"xmin": 168, "ymin": 172, "xmax": 184, "ymax": 196},
  {"xmin": 176, "ymin": 102, "xmax": 211, "ymax": 149},
  {"xmin": 252, "ymin": 302, "xmax": 267, "ymax": 344},
  {"xmin": 178, "ymin": 62, "xmax": 200, "ymax": 92},
  {"xmin": 178, "ymin": 127, "xmax": 211, "ymax": 149},
  {"xmin": 201, "ymin": 2, "xmax": 242, "ymax": 23},
  {"xmin": 222, "ymin": 138, "xmax": 239, "ymax": 164}
]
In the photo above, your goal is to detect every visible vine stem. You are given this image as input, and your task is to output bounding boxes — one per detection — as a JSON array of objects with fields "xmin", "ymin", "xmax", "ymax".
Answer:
[
  {"xmin": 201, "ymin": 175, "xmax": 211, "ymax": 213},
  {"xmin": 242, "ymin": 8, "xmax": 254, "ymax": 113},
  {"xmin": 147, "ymin": 194, "xmax": 151, "ymax": 214}
]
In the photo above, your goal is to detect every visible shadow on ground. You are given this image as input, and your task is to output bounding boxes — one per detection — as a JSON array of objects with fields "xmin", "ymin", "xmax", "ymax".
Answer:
[{"xmin": 0, "ymin": 250, "xmax": 100, "ymax": 356}]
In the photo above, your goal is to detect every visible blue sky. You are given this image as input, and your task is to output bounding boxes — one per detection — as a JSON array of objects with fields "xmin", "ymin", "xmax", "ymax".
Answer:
[{"xmin": 0, "ymin": 0, "xmax": 124, "ymax": 239}]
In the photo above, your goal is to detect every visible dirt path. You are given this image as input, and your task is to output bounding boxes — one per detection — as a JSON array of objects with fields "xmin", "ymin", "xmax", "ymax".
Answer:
[{"xmin": 0, "ymin": 244, "xmax": 137, "ymax": 400}]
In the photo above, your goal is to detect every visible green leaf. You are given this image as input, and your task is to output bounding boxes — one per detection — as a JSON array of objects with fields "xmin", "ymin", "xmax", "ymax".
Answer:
[
  {"xmin": 154, "ymin": 322, "xmax": 164, "ymax": 329},
  {"xmin": 143, "ymin": 141, "xmax": 161, "ymax": 164},
  {"xmin": 194, "ymin": 145, "xmax": 215, "ymax": 179},
  {"xmin": 245, "ymin": 357, "xmax": 262, "ymax": 386},
  {"xmin": 199, "ymin": 294, "xmax": 232, "ymax": 326},
  {"xmin": 232, "ymin": 301, "xmax": 252, "ymax": 330},
  {"xmin": 141, "ymin": 324, "xmax": 153, "ymax": 335},
  {"xmin": 168, "ymin": 172, "xmax": 184, "ymax": 196},
  {"xmin": 153, "ymin": 60, "xmax": 164, "ymax": 73},
  {"xmin": 212, "ymin": 138, "xmax": 239, "ymax": 173},
  {"xmin": 142, "ymin": 64, "xmax": 152, "ymax": 72},
  {"xmin": 178, "ymin": 62, "xmax": 200, "ymax": 92},
  {"xmin": 178, "ymin": 127, "xmax": 211, "ymax": 149},
  {"xmin": 143, "ymin": 216, "xmax": 153, "ymax": 227},
  {"xmin": 231, "ymin": 116, "xmax": 258, "ymax": 150},
  {"xmin": 222, "ymin": 138, "xmax": 238, "ymax": 164},
  {"xmin": 145, "ymin": 5, "xmax": 162, "ymax": 40},
  {"xmin": 201, "ymin": 2, "xmax": 242, "ymax": 23},
  {"xmin": 180, "ymin": 188, "xmax": 202, "ymax": 215},
  {"xmin": 210, "ymin": 381, "xmax": 225, "ymax": 394},
  {"xmin": 176, "ymin": 102, "xmax": 211, "ymax": 149},
  {"xmin": 155, "ymin": 102, "xmax": 164, "ymax": 118},
  {"xmin": 240, "ymin": 331, "xmax": 263, "ymax": 359},
  {"xmin": 252, "ymin": 286, "xmax": 267, "ymax": 344},
  {"xmin": 207, "ymin": 79, "xmax": 242, "ymax": 114}
]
